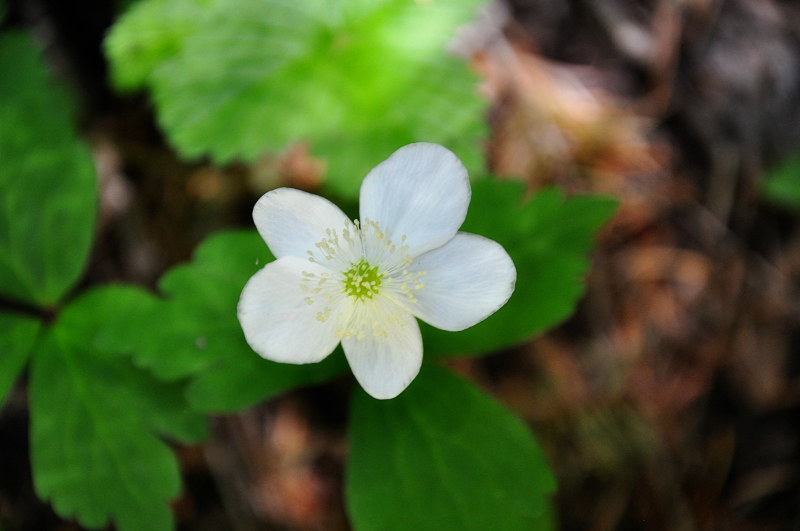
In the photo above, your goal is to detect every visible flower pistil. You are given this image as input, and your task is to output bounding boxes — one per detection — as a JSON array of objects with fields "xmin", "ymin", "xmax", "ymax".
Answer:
[{"xmin": 299, "ymin": 218, "xmax": 427, "ymax": 341}]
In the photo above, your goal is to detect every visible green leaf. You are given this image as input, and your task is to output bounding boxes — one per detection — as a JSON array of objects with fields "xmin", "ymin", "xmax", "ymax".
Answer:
[
  {"xmin": 105, "ymin": 0, "xmax": 487, "ymax": 197},
  {"xmin": 99, "ymin": 230, "xmax": 347, "ymax": 413},
  {"xmin": 347, "ymin": 365, "xmax": 556, "ymax": 531},
  {"xmin": 424, "ymin": 180, "xmax": 618, "ymax": 357},
  {"xmin": 0, "ymin": 312, "xmax": 40, "ymax": 408},
  {"xmin": 92, "ymin": 231, "xmax": 267, "ymax": 382},
  {"xmin": 29, "ymin": 286, "xmax": 210, "ymax": 531},
  {"xmin": 0, "ymin": 33, "xmax": 97, "ymax": 306},
  {"xmin": 105, "ymin": 0, "xmax": 214, "ymax": 90},
  {"xmin": 60, "ymin": 285, "xmax": 208, "ymax": 442},
  {"xmin": 186, "ymin": 346, "xmax": 347, "ymax": 413},
  {"xmin": 30, "ymin": 332, "xmax": 177, "ymax": 531},
  {"xmin": 762, "ymin": 156, "xmax": 800, "ymax": 211}
]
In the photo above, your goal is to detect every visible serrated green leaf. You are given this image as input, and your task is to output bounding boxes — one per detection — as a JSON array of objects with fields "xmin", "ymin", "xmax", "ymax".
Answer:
[
  {"xmin": 99, "ymin": 230, "xmax": 347, "ymax": 413},
  {"xmin": 0, "ymin": 33, "xmax": 97, "ymax": 306},
  {"xmin": 0, "ymin": 312, "xmax": 40, "ymax": 408},
  {"xmin": 91, "ymin": 232, "xmax": 268, "ymax": 382},
  {"xmin": 29, "ymin": 285, "xmax": 209, "ymax": 531},
  {"xmin": 30, "ymin": 331, "xmax": 178, "ymax": 531},
  {"xmin": 347, "ymin": 364, "xmax": 556, "ymax": 531},
  {"xmin": 762, "ymin": 156, "xmax": 800, "ymax": 211},
  {"xmin": 105, "ymin": 0, "xmax": 487, "ymax": 197},
  {"xmin": 61, "ymin": 285, "xmax": 208, "ymax": 442},
  {"xmin": 149, "ymin": 231, "xmax": 270, "ymax": 380},
  {"xmin": 424, "ymin": 180, "xmax": 618, "ymax": 357}
]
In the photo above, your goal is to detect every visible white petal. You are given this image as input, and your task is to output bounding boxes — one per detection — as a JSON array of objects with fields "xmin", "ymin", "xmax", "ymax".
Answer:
[
  {"xmin": 359, "ymin": 143, "xmax": 470, "ymax": 259},
  {"xmin": 238, "ymin": 256, "xmax": 343, "ymax": 364},
  {"xmin": 253, "ymin": 188, "xmax": 354, "ymax": 259},
  {"xmin": 342, "ymin": 304, "xmax": 422, "ymax": 399},
  {"xmin": 407, "ymin": 233, "xmax": 516, "ymax": 331}
]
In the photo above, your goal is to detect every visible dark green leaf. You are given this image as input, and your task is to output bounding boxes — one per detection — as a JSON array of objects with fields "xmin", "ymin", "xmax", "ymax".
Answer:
[
  {"xmin": 0, "ymin": 33, "xmax": 97, "ymax": 306},
  {"xmin": 59, "ymin": 284, "xmax": 208, "ymax": 442},
  {"xmin": 103, "ymin": 230, "xmax": 347, "ymax": 412},
  {"xmin": 30, "ymin": 331, "xmax": 179, "ymax": 531},
  {"xmin": 0, "ymin": 312, "xmax": 40, "ymax": 408},
  {"xmin": 347, "ymin": 365, "xmax": 556, "ymax": 531},
  {"xmin": 29, "ymin": 286, "xmax": 211, "ymax": 530},
  {"xmin": 58, "ymin": 283, "xmax": 160, "ymax": 348},
  {"xmin": 105, "ymin": 0, "xmax": 487, "ymax": 198},
  {"xmin": 424, "ymin": 180, "xmax": 618, "ymax": 357},
  {"xmin": 186, "ymin": 346, "xmax": 347, "ymax": 413},
  {"xmin": 762, "ymin": 156, "xmax": 800, "ymax": 211},
  {"xmin": 92, "ymin": 232, "xmax": 268, "ymax": 382}
]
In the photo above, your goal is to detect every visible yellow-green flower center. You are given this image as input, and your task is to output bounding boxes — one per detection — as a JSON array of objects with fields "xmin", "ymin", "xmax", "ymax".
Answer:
[{"xmin": 343, "ymin": 259, "xmax": 382, "ymax": 300}]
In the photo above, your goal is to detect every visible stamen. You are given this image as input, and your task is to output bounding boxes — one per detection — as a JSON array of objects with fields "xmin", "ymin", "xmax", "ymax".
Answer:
[{"xmin": 300, "ymin": 218, "xmax": 426, "ymax": 341}]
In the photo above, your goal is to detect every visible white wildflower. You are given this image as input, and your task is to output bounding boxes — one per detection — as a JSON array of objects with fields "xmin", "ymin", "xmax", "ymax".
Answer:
[{"xmin": 238, "ymin": 143, "xmax": 516, "ymax": 399}]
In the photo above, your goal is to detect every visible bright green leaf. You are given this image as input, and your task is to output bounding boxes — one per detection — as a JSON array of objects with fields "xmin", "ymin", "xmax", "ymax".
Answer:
[
  {"xmin": 347, "ymin": 364, "xmax": 556, "ymax": 531},
  {"xmin": 0, "ymin": 312, "xmax": 40, "ymax": 408},
  {"xmin": 105, "ymin": 0, "xmax": 487, "ymax": 197},
  {"xmin": 105, "ymin": 0, "xmax": 214, "ymax": 90},
  {"xmin": 762, "ymin": 156, "xmax": 800, "ymax": 211},
  {"xmin": 99, "ymin": 230, "xmax": 347, "ymax": 413},
  {"xmin": 424, "ymin": 180, "xmax": 618, "ymax": 357},
  {"xmin": 0, "ymin": 33, "xmax": 97, "ymax": 306}
]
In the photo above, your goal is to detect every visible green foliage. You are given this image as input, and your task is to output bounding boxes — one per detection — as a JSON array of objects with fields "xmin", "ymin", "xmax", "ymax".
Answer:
[
  {"xmin": 762, "ymin": 156, "xmax": 800, "ymax": 211},
  {"xmin": 29, "ymin": 286, "xmax": 207, "ymax": 531},
  {"xmin": 105, "ymin": 0, "xmax": 212, "ymax": 90},
  {"xmin": 347, "ymin": 364, "xmax": 556, "ymax": 531},
  {"xmin": 104, "ymin": 0, "xmax": 487, "ymax": 197},
  {"xmin": 0, "ymin": 313, "xmax": 39, "ymax": 408},
  {"xmin": 424, "ymin": 179, "xmax": 618, "ymax": 357},
  {"xmin": 0, "ymin": 33, "xmax": 97, "ymax": 306},
  {"xmin": 98, "ymin": 230, "xmax": 347, "ymax": 413},
  {"xmin": 0, "ymin": 32, "xmax": 203, "ymax": 530}
]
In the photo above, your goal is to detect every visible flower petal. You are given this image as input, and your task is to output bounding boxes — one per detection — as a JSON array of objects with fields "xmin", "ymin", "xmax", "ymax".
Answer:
[
  {"xmin": 359, "ymin": 143, "xmax": 470, "ymax": 259},
  {"xmin": 407, "ymin": 233, "xmax": 516, "ymax": 331},
  {"xmin": 253, "ymin": 188, "xmax": 354, "ymax": 259},
  {"xmin": 342, "ymin": 306, "xmax": 422, "ymax": 399},
  {"xmin": 238, "ymin": 256, "xmax": 343, "ymax": 364}
]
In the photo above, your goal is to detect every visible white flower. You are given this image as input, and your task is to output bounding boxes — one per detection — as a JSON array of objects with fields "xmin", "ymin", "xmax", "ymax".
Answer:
[{"xmin": 238, "ymin": 143, "xmax": 516, "ymax": 399}]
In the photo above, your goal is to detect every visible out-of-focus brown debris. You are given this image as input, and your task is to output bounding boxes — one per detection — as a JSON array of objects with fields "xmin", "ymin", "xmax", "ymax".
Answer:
[
  {"xmin": 468, "ymin": 1, "xmax": 800, "ymax": 529},
  {"xmin": 481, "ymin": 42, "xmax": 667, "ymax": 201},
  {"xmin": 248, "ymin": 143, "xmax": 327, "ymax": 194},
  {"xmin": 203, "ymin": 392, "xmax": 349, "ymax": 531}
]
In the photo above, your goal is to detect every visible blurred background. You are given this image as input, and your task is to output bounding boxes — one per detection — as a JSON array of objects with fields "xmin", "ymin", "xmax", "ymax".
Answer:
[{"xmin": 2, "ymin": 0, "xmax": 800, "ymax": 529}]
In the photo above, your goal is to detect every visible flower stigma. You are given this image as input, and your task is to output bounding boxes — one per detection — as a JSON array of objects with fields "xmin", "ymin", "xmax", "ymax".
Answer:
[
  {"xmin": 298, "ymin": 218, "xmax": 428, "ymax": 338},
  {"xmin": 343, "ymin": 259, "xmax": 382, "ymax": 300}
]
